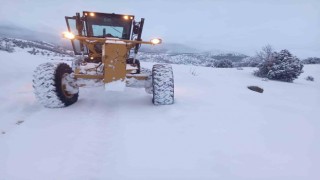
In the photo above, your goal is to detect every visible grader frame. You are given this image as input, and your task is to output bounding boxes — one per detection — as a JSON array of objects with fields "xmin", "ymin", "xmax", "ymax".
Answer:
[
  {"xmin": 32, "ymin": 11, "xmax": 174, "ymax": 108},
  {"xmin": 64, "ymin": 11, "xmax": 161, "ymax": 90}
]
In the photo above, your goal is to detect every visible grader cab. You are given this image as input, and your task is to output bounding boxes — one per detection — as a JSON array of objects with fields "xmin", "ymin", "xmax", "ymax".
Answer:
[{"xmin": 33, "ymin": 11, "xmax": 174, "ymax": 108}]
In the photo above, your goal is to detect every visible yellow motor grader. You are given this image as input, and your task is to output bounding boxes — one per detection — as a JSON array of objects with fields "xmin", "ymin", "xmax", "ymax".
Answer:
[{"xmin": 33, "ymin": 11, "xmax": 174, "ymax": 108}]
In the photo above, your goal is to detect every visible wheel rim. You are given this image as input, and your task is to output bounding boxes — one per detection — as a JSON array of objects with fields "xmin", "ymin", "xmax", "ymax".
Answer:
[{"xmin": 61, "ymin": 73, "xmax": 74, "ymax": 98}]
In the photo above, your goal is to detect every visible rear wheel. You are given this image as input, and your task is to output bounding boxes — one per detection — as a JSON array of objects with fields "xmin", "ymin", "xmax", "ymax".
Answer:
[
  {"xmin": 152, "ymin": 64, "xmax": 174, "ymax": 105},
  {"xmin": 33, "ymin": 62, "xmax": 79, "ymax": 108}
]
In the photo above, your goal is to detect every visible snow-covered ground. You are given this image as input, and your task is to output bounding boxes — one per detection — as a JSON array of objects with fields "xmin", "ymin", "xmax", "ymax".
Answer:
[{"xmin": 0, "ymin": 50, "xmax": 319, "ymax": 180}]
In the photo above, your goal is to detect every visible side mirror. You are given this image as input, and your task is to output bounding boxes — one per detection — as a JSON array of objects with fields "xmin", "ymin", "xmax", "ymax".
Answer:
[{"xmin": 133, "ymin": 25, "xmax": 140, "ymax": 34}]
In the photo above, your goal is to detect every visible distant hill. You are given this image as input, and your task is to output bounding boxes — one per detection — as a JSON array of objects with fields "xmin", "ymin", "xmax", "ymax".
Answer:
[
  {"xmin": 0, "ymin": 37, "xmax": 74, "ymax": 60},
  {"xmin": 140, "ymin": 43, "xmax": 200, "ymax": 54},
  {"xmin": 204, "ymin": 52, "xmax": 248, "ymax": 62},
  {"xmin": 138, "ymin": 43, "xmax": 248, "ymax": 66},
  {"xmin": 0, "ymin": 24, "xmax": 60, "ymax": 44},
  {"xmin": 1, "ymin": 36, "xmax": 251, "ymax": 67}
]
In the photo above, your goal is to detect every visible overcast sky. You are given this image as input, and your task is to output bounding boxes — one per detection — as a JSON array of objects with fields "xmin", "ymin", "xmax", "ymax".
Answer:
[{"xmin": 0, "ymin": 0, "xmax": 319, "ymax": 58}]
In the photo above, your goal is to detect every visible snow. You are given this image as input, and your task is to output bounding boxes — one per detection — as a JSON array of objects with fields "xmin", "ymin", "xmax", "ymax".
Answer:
[
  {"xmin": 78, "ymin": 62, "xmax": 103, "ymax": 75},
  {"xmin": 105, "ymin": 38, "xmax": 127, "ymax": 44},
  {"xmin": 104, "ymin": 79, "xmax": 126, "ymax": 92},
  {"xmin": 126, "ymin": 64, "xmax": 138, "ymax": 70},
  {"xmin": 0, "ymin": 50, "xmax": 320, "ymax": 180}
]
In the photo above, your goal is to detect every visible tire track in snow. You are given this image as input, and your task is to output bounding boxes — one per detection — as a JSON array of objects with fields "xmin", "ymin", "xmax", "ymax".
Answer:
[{"xmin": 1, "ymin": 87, "xmax": 126, "ymax": 179}]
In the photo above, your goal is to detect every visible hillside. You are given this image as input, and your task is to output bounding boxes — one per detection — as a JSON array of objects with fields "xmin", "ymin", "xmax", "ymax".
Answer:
[
  {"xmin": 1, "ymin": 37, "xmax": 250, "ymax": 67},
  {"xmin": 0, "ymin": 37, "xmax": 74, "ymax": 60},
  {"xmin": 0, "ymin": 24, "xmax": 64, "ymax": 45},
  {"xmin": 0, "ymin": 47, "xmax": 319, "ymax": 179},
  {"xmin": 139, "ymin": 43, "xmax": 248, "ymax": 66}
]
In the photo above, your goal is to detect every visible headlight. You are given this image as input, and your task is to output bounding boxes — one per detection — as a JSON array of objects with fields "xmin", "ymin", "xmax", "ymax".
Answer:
[
  {"xmin": 89, "ymin": 12, "xmax": 95, "ymax": 17},
  {"xmin": 62, "ymin": 31, "xmax": 75, "ymax": 40},
  {"xmin": 150, "ymin": 38, "xmax": 162, "ymax": 45},
  {"xmin": 123, "ymin": 15, "xmax": 133, "ymax": 20}
]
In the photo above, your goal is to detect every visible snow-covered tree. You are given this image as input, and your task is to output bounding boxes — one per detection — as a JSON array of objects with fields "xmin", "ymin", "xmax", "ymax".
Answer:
[
  {"xmin": 0, "ymin": 40, "xmax": 4, "ymax": 51},
  {"xmin": 256, "ymin": 45, "xmax": 273, "ymax": 62},
  {"xmin": 234, "ymin": 45, "xmax": 272, "ymax": 67},
  {"xmin": 0, "ymin": 39, "xmax": 14, "ymax": 53},
  {"xmin": 255, "ymin": 49, "xmax": 303, "ymax": 82},
  {"xmin": 236, "ymin": 56, "xmax": 261, "ymax": 67},
  {"xmin": 28, "ymin": 48, "xmax": 37, "ymax": 55},
  {"xmin": 214, "ymin": 59, "xmax": 233, "ymax": 68},
  {"xmin": 302, "ymin": 57, "xmax": 320, "ymax": 64}
]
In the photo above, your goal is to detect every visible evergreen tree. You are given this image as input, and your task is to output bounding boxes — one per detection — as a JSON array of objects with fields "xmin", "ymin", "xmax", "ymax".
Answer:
[{"xmin": 255, "ymin": 49, "xmax": 303, "ymax": 82}]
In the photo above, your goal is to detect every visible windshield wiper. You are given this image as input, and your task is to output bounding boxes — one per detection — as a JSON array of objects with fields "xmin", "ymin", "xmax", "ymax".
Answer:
[{"xmin": 110, "ymin": 26, "xmax": 122, "ymax": 35}]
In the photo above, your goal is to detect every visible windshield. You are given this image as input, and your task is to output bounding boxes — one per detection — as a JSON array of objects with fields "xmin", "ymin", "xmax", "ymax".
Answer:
[
  {"xmin": 85, "ymin": 13, "xmax": 133, "ymax": 39},
  {"xmin": 92, "ymin": 25, "xmax": 124, "ymax": 38}
]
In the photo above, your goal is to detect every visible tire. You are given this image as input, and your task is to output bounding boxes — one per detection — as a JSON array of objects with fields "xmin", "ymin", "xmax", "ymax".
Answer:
[
  {"xmin": 152, "ymin": 64, "xmax": 174, "ymax": 105},
  {"xmin": 126, "ymin": 58, "xmax": 141, "ymax": 74},
  {"xmin": 33, "ymin": 62, "xmax": 79, "ymax": 108}
]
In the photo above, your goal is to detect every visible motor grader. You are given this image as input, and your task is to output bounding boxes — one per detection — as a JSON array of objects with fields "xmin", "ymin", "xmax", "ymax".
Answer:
[{"xmin": 33, "ymin": 11, "xmax": 174, "ymax": 108}]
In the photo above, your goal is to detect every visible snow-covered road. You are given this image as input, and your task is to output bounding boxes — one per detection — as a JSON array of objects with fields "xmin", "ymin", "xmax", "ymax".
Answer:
[{"xmin": 1, "ymin": 51, "xmax": 320, "ymax": 180}]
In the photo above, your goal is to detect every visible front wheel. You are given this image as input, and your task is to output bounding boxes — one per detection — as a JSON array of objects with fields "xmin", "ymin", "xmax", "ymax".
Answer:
[
  {"xmin": 33, "ymin": 62, "xmax": 79, "ymax": 108},
  {"xmin": 152, "ymin": 64, "xmax": 174, "ymax": 105}
]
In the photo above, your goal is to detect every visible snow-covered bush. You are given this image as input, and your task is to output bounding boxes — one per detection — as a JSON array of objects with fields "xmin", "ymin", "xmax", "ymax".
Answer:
[
  {"xmin": 235, "ymin": 45, "xmax": 272, "ymax": 67},
  {"xmin": 306, "ymin": 76, "xmax": 314, "ymax": 81},
  {"xmin": 28, "ymin": 48, "xmax": 37, "ymax": 55},
  {"xmin": 236, "ymin": 56, "xmax": 261, "ymax": 67},
  {"xmin": 0, "ymin": 39, "xmax": 14, "ymax": 53},
  {"xmin": 214, "ymin": 59, "xmax": 233, "ymax": 68},
  {"xmin": 255, "ymin": 49, "xmax": 303, "ymax": 82},
  {"xmin": 302, "ymin": 57, "xmax": 320, "ymax": 64}
]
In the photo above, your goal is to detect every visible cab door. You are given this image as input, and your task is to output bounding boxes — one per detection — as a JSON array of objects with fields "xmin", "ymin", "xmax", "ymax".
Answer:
[{"xmin": 65, "ymin": 16, "xmax": 88, "ymax": 55}]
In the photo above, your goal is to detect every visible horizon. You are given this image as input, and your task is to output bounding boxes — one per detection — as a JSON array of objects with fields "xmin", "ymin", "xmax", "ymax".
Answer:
[{"xmin": 0, "ymin": 0, "xmax": 319, "ymax": 58}]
